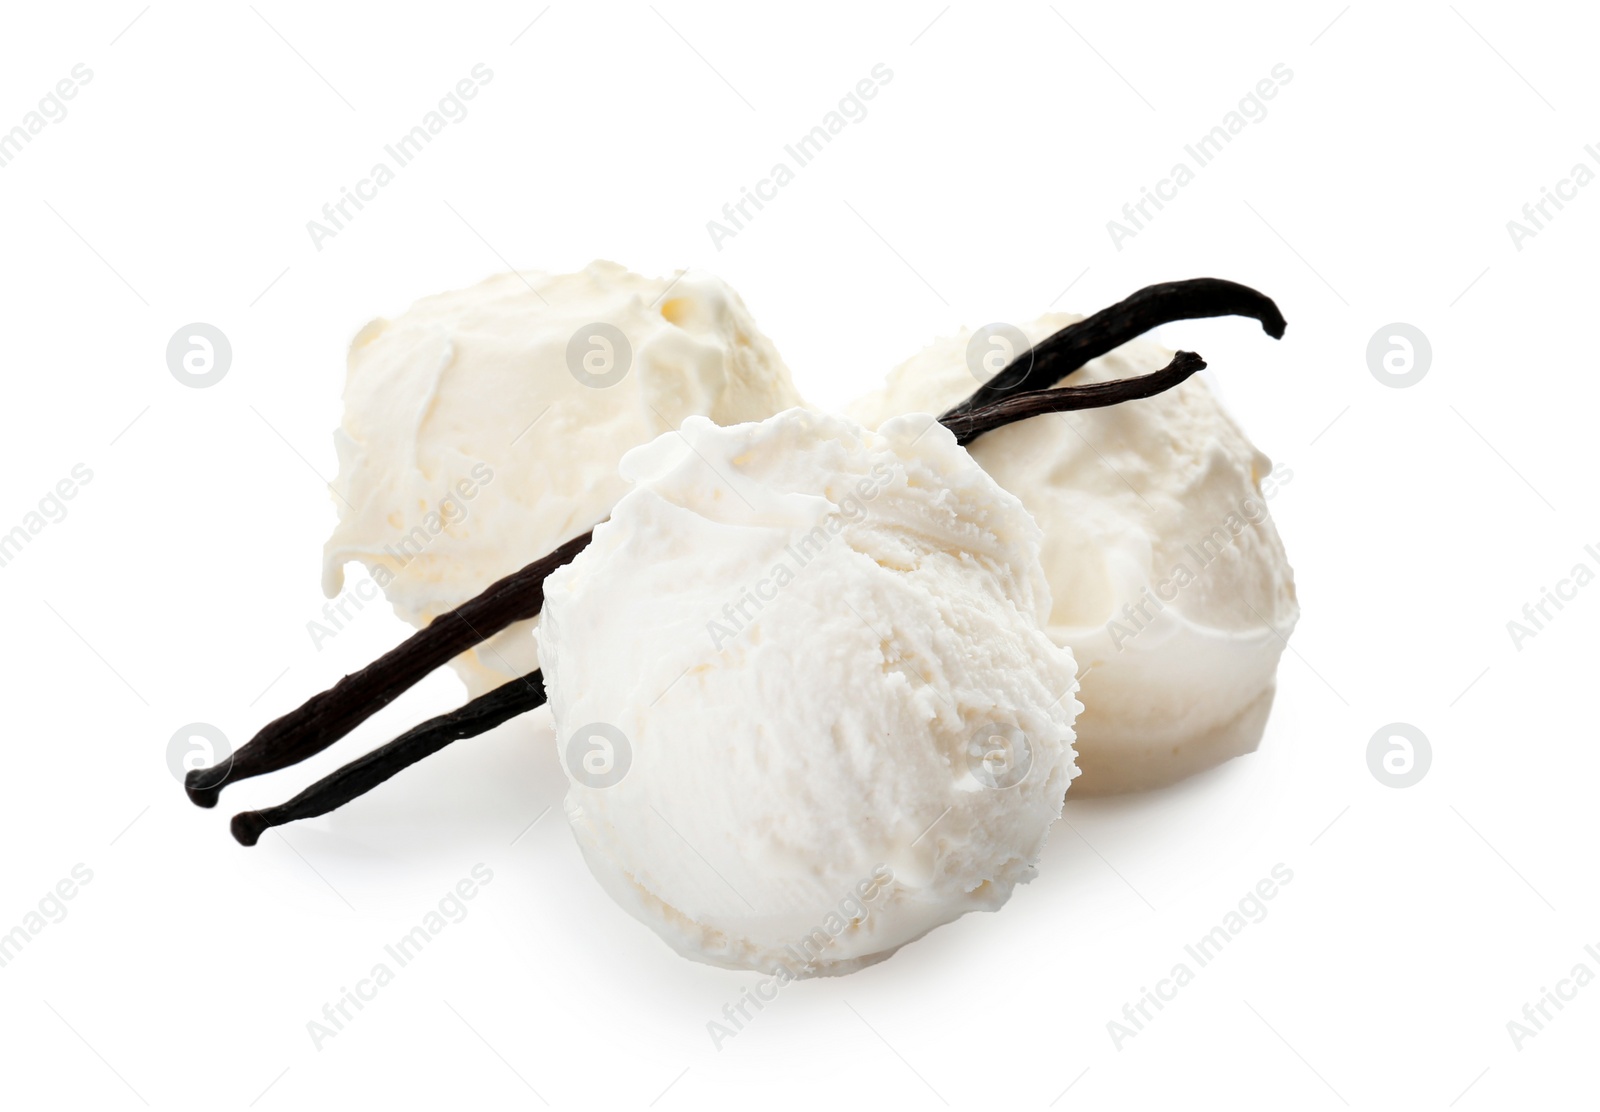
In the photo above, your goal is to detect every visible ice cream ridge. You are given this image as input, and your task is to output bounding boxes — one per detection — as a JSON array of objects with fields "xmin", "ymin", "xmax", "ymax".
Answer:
[{"xmin": 184, "ymin": 273, "xmax": 1291, "ymax": 976}]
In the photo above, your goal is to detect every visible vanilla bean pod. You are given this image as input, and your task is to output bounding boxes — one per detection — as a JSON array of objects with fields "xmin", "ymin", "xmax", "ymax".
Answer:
[
  {"xmin": 186, "ymin": 530, "xmax": 591, "ymax": 807},
  {"xmin": 231, "ymin": 671, "xmax": 548, "ymax": 845},
  {"xmin": 942, "ymin": 277, "xmax": 1283, "ymax": 423},
  {"xmin": 197, "ymin": 277, "xmax": 1286, "ymax": 835},
  {"xmin": 225, "ymin": 353, "xmax": 1213, "ymax": 840},
  {"xmin": 944, "ymin": 351, "xmax": 1206, "ymax": 446}
]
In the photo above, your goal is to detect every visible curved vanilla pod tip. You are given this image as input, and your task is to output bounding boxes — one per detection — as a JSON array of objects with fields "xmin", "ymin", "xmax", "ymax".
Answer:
[
  {"xmin": 944, "ymin": 350, "xmax": 1207, "ymax": 447},
  {"xmin": 943, "ymin": 277, "xmax": 1284, "ymax": 423}
]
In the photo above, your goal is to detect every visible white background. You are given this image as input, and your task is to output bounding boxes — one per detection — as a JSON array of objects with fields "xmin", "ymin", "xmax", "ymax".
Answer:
[{"xmin": 0, "ymin": 2, "xmax": 1594, "ymax": 1108}]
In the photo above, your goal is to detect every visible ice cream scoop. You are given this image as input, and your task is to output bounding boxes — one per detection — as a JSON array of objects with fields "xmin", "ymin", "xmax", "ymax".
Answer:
[
  {"xmin": 536, "ymin": 408, "xmax": 1081, "ymax": 974},
  {"xmin": 850, "ymin": 316, "xmax": 1297, "ymax": 795},
  {"xmin": 194, "ymin": 280, "xmax": 1234, "ymax": 818},
  {"xmin": 201, "ymin": 280, "xmax": 1287, "ymax": 981},
  {"xmin": 321, "ymin": 260, "xmax": 804, "ymax": 695}
]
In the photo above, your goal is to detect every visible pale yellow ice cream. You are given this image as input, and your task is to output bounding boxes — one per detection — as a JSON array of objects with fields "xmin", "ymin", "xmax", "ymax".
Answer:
[{"xmin": 321, "ymin": 261, "xmax": 804, "ymax": 693}]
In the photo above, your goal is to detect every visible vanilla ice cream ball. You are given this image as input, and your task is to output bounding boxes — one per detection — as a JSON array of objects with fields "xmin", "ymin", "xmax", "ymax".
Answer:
[
  {"xmin": 321, "ymin": 261, "xmax": 803, "ymax": 694},
  {"xmin": 538, "ymin": 408, "xmax": 1080, "ymax": 975},
  {"xmin": 850, "ymin": 316, "xmax": 1297, "ymax": 795}
]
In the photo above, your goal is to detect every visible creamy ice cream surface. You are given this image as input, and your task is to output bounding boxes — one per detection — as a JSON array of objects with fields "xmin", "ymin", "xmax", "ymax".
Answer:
[
  {"xmin": 538, "ymin": 408, "xmax": 1080, "ymax": 974},
  {"xmin": 321, "ymin": 261, "xmax": 804, "ymax": 694},
  {"xmin": 850, "ymin": 317, "xmax": 1298, "ymax": 795}
]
